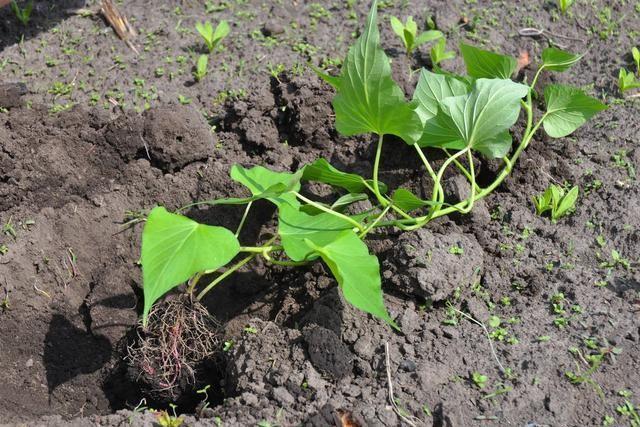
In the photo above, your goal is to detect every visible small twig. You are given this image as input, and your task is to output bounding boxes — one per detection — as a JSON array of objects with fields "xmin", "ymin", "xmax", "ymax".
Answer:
[
  {"xmin": 450, "ymin": 307, "xmax": 506, "ymax": 374},
  {"xmin": 385, "ymin": 342, "xmax": 421, "ymax": 427},
  {"xmin": 33, "ymin": 279, "xmax": 51, "ymax": 299},
  {"xmin": 100, "ymin": 0, "xmax": 139, "ymax": 54}
]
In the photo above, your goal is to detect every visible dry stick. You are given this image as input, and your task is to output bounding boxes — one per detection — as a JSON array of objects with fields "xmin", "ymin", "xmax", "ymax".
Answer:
[
  {"xmin": 100, "ymin": 0, "xmax": 139, "ymax": 54},
  {"xmin": 385, "ymin": 342, "xmax": 421, "ymax": 427},
  {"xmin": 450, "ymin": 307, "xmax": 506, "ymax": 374}
]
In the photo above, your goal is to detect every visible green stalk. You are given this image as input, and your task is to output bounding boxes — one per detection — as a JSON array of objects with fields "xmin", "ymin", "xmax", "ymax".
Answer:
[
  {"xmin": 196, "ymin": 236, "xmax": 277, "ymax": 300},
  {"xmin": 372, "ymin": 134, "xmax": 389, "ymax": 207},
  {"xmin": 359, "ymin": 204, "xmax": 391, "ymax": 239},
  {"xmin": 196, "ymin": 253, "xmax": 257, "ymax": 300},
  {"xmin": 235, "ymin": 201, "xmax": 252, "ymax": 237}
]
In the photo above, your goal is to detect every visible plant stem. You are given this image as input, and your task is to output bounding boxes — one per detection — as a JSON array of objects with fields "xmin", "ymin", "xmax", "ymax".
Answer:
[
  {"xmin": 294, "ymin": 192, "xmax": 365, "ymax": 231},
  {"xmin": 372, "ymin": 134, "xmax": 389, "ymax": 207},
  {"xmin": 197, "ymin": 237, "xmax": 277, "ymax": 300},
  {"xmin": 196, "ymin": 253, "xmax": 257, "ymax": 300},
  {"xmin": 359, "ymin": 204, "xmax": 391, "ymax": 239},
  {"xmin": 235, "ymin": 201, "xmax": 252, "ymax": 237},
  {"xmin": 444, "ymin": 148, "xmax": 482, "ymax": 193}
]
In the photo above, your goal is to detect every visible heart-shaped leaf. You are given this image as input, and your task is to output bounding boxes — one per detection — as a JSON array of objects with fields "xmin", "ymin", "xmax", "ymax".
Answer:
[
  {"xmin": 542, "ymin": 85, "xmax": 607, "ymax": 138},
  {"xmin": 460, "ymin": 43, "xmax": 517, "ymax": 79},
  {"xmin": 304, "ymin": 230, "xmax": 397, "ymax": 328},
  {"xmin": 419, "ymin": 78, "xmax": 529, "ymax": 158},
  {"xmin": 541, "ymin": 47, "xmax": 583, "ymax": 72},
  {"xmin": 413, "ymin": 69, "xmax": 469, "ymax": 124},
  {"xmin": 141, "ymin": 207, "xmax": 240, "ymax": 324},
  {"xmin": 329, "ymin": 0, "xmax": 422, "ymax": 143}
]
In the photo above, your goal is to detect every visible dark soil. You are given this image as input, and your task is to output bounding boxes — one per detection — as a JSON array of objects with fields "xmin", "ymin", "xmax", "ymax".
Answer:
[{"xmin": 1, "ymin": 0, "xmax": 639, "ymax": 426}]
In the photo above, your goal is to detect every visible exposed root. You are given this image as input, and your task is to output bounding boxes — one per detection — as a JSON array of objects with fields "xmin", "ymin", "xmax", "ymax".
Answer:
[{"xmin": 126, "ymin": 296, "xmax": 221, "ymax": 401}]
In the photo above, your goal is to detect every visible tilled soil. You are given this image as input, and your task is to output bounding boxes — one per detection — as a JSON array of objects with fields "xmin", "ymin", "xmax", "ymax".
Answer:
[{"xmin": 1, "ymin": 0, "xmax": 639, "ymax": 426}]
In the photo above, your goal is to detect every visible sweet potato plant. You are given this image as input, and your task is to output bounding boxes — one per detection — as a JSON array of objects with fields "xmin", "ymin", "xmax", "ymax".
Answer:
[{"xmin": 139, "ymin": 0, "xmax": 606, "ymax": 328}]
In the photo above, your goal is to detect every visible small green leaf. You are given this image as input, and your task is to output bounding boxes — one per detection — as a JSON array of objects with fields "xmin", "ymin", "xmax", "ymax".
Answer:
[
  {"xmin": 413, "ymin": 69, "xmax": 468, "ymax": 123},
  {"xmin": 302, "ymin": 158, "xmax": 388, "ymax": 194},
  {"xmin": 459, "ymin": 43, "xmax": 517, "ymax": 79},
  {"xmin": 309, "ymin": 64, "xmax": 340, "ymax": 89},
  {"xmin": 304, "ymin": 230, "xmax": 397, "ymax": 328},
  {"xmin": 619, "ymin": 68, "xmax": 640, "ymax": 93},
  {"xmin": 389, "ymin": 16, "xmax": 405, "ymax": 39},
  {"xmin": 430, "ymin": 37, "xmax": 456, "ymax": 66},
  {"xmin": 555, "ymin": 186, "xmax": 579, "ymax": 219},
  {"xmin": 391, "ymin": 188, "xmax": 441, "ymax": 212},
  {"xmin": 331, "ymin": 193, "xmax": 369, "ymax": 210},
  {"xmin": 213, "ymin": 20, "xmax": 231, "ymax": 41},
  {"xmin": 331, "ymin": 0, "xmax": 423, "ymax": 143},
  {"xmin": 141, "ymin": 207, "xmax": 240, "ymax": 324},
  {"xmin": 541, "ymin": 47, "xmax": 583, "ymax": 72},
  {"xmin": 420, "ymin": 78, "xmax": 529, "ymax": 158},
  {"xmin": 415, "ymin": 30, "xmax": 442, "ymax": 46},
  {"xmin": 230, "ymin": 165, "xmax": 301, "ymax": 208},
  {"xmin": 543, "ymin": 85, "xmax": 607, "ymax": 138}
]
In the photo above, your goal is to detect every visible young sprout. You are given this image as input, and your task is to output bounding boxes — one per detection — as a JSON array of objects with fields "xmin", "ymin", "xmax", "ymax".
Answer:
[
  {"xmin": 389, "ymin": 16, "xmax": 442, "ymax": 56},
  {"xmin": 557, "ymin": 0, "xmax": 574, "ymax": 15},
  {"xmin": 471, "ymin": 372, "xmax": 488, "ymax": 389},
  {"xmin": 10, "ymin": 0, "xmax": 33, "ymax": 26},
  {"xmin": 430, "ymin": 36, "xmax": 455, "ymax": 68},
  {"xmin": 195, "ymin": 20, "xmax": 230, "ymax": 54},
  {"xmin": 193, "ymin": 54, "xmax": 208, "ymax": 82},
  {"xmin": 618, "ymin": 47, "xmax": 640, "ymax": 94},
  {"xmin": 533, "ymin": 184, "xmax": 579, "ymax": 222}
]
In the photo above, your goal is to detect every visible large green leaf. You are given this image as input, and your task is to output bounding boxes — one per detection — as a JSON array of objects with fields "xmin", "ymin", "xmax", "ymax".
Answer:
[
  {"xmin": 331, "ymin": 0, "xmax": 422, "ymax": 143},
  {"xmin": 278, "ymin": 205, "xmax": 360, "ymax": 261},
  {"xmin": 419, "ymin": 78, "xmax": 529, "ymax": 158},
  {"xmin": 460, "ymin": 43, "xmax": 517, "ymax": 79},
  {"xmin": 302, "ymin": 158, "xmax": 387, "ymax": 194},
  {"xmin": 230, "ymin": 164, "xmax": 301, "ymax": 208},
  {"xmin": 541, "ymin": 47, "xmax": 583, "ymax": 72},
  {"xmin": 413, "ymin": 69, "xmax": 469, "ymax": 123},
  {"xmin": 304, "ymin": 230, "xmax": 397, "ymax": 328},
  {"xmin": 141, "ymin": 207, "xmax": 240, "ymax": 323},
  {"xmin": 542, "ymin": 85, "xmax": 607, "ymax": 138}
]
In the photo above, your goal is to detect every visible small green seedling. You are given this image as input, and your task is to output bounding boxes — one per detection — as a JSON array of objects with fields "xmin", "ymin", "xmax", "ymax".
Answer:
[
  {"xmin": 618, "ymin": 68, "xmax": 640, "ymax": 93},
  {"xmin": 533, "ymin": 184, "xmax": 579, "ymax": 222},
  {"xmin": 193, "ymin": 54, "xmax": 208, "ymax": 82},
  {"xmin": 136, "ymin": 1, "xmax": 605, "ymax": 332},
  {"xmin": 155, "ymin": 404, "xmax": 183, "ymax": 427},
  {"xmin": 557, "ymin": 0, "xmax": 574, "ymax": 14},
  {"xmin": 390, "ymin": 16, "xmax": 441, "ymax": 56},
  {"xmin": 471, "ymin": 372, "xmax": 488, "ymax": 388},
  {"xmin": 430, "ymin": 36, "xmax": 455, "ymax": 68},
  {"xmin": 196, "ymin": 20, "xmax": 230, "ymax": 53},
  {"xmin": 11, "ymin": 0, "xmax": 33, "ymax": 26},
  {"xmin": 619, "ymin": 46, "xmax": 640, "ymax": 94}
]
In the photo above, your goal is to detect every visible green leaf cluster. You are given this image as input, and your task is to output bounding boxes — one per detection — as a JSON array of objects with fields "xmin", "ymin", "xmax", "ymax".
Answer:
[
  {"xmin": 11, "ymin": 0, "xmax": 33, "ymax": 26},
  {"xmin": 618, "ymin": 47, "xmax": 640, "ymax": 94},
  {"xmin": 196, "ymin": 20, "xmax": 230, "ymax": 53},
  {"xmin": 390, "ymin": 15, "xmax": 442, "ymax": 56},
  {"xmin": 533, "ymin": 184, "xmax": 579, "ymax": 222}
]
